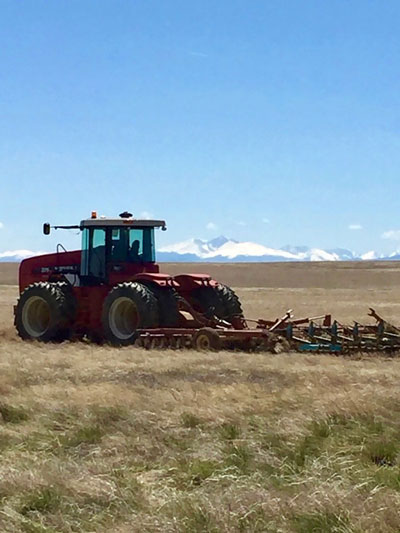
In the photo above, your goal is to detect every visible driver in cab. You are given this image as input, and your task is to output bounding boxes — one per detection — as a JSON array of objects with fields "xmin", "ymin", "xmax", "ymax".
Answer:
[{"xmin": 129, "ymin": 239, "xmax": 142, "ymax": 262}]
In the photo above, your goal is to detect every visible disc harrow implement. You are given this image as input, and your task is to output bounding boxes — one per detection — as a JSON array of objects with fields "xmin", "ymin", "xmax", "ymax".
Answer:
[{"xmin": 134, "ymin": 308, "xmax": 400, "ymax": 355}]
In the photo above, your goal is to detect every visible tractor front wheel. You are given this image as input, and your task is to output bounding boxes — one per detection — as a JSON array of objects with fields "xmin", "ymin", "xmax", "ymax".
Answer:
[{"xmin": 102, "ymin": 282, "xmax": 159, "ymax": 346}]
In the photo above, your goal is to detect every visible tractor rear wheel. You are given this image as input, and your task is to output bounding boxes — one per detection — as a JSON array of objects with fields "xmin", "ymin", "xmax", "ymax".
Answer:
[
  {"xmin": 102, "ymin": 282, "xmax": 159, "ymax": 346},
  {"xmin": 192, "ymin": 283, "xmax": 243, "ymax": 323},
  {"xmin": 147, "ymin": 286, "xmax": 181, "ymax": 327},
  {"xmin": 15, "ymin": 282, "xmax": 74, "ymax": 341}
]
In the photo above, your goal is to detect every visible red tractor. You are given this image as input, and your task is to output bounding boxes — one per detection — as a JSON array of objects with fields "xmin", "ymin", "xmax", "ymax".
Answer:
[{"xmin": 14, "ymin": 211, "xmax": 244, "ymax": 346}]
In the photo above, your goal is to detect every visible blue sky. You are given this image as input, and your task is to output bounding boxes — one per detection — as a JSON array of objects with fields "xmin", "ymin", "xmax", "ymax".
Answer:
[{"xmin": 1, "ymin": 0, "xmax": 400, "ymax": 255}]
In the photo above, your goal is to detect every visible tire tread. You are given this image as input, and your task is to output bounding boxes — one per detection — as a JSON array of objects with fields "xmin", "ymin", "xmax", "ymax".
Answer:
[
  {"xmin": 15, "ymin": 281, "xmax": 74, "ymax": 341},
  {"xmin": 102, "ymin": 282, "xmax": 159, "ymax": 345}
]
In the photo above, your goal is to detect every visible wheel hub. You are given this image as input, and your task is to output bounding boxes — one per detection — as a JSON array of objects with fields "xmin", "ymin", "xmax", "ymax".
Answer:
[
  {"xmin": 109, "ymin": 297, "xmax": 139, "ymax": 340},
  {"xmin": 21, "ymin": 296, "xmax": 51, "ymax": 338}
]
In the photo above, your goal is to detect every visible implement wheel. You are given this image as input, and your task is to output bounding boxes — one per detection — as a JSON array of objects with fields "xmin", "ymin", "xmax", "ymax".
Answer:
[
  {"xmin": 15, "ymin": 282, "xmax": 74, "ymax": 342},
  {"xmin": 192, "ymin": 328, "xmax": 222, "ymax": 351},
  {"xmin": 102, "ymin": 282, "xmax": 159, "ymax": 346}
]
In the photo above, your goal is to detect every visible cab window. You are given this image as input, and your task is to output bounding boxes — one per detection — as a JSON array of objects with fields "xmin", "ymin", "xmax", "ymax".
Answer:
[
  {"xmin": 81, "ymin": 228, "xmax": 106, "ymax": 279},
  {"xmin": 110, "ymin": 227, "xmax": 155, "ymax": 263}
]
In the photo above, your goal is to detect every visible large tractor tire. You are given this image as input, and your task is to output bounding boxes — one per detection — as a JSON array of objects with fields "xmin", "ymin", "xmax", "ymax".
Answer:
[
  {"xmin": 192, "ymin": 283, "xmax": 243, "ymax": 323},
  {"xmin": 102, "ymin": 282, "xmax": 159, "ymax": 346},
  {"xmin": 55, "ymin": 281, "xmax": 78, "ymax": 340},
  {"xmin": 15, "ymin": 282, "xmax": 75, "ymax": 342},
  {"xmin": 147, "ymin": 286, "xmax": 181, "ymax": 327}
]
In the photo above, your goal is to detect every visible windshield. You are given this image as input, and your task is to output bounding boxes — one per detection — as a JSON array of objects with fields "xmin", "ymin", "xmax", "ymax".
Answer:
[{"xmin": 110, "ymin": 227, "xmax": 155, "ymax": 263}]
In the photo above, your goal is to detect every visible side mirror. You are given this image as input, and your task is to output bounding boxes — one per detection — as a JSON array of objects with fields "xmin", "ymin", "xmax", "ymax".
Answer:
[{"xmin": 43, "ymin": 223, "xmax": 51, "ymax": 235}]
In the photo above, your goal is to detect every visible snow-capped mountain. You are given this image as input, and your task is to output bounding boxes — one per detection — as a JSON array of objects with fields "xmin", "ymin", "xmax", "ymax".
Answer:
[
  {"xmin": 0, "ymin": 250, "xmax": 46, "ymax": 262},
  {"xmin": 0, "ymin": 237, "xmax": 394, "ymax": 262},
  {"xmin": 360, "ymin": 250, "xmax": 379, "ymax": 261},
  {"xmin": 158, "ymin": 236, "xmax": 376, "ymax": 262},
  {"xmin": 159, "ymin": 236, "xmax": 299, "ymax": 262}
]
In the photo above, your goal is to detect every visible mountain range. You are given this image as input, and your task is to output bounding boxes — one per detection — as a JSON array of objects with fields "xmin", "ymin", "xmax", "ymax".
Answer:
[
  {"xmin": 0, "ymin": 249, "xmax": 48, "ymax": 262},
  {"xmin": 1, "ymin": 236, "xmax": 396, "ymax": 263},
  {"xmin": 157, "ymin": 236, "xmax": 382, "ymax": 262},
  {"xmin": 0, "ymin": 235, "xmax": 400, "ymax": 263}
]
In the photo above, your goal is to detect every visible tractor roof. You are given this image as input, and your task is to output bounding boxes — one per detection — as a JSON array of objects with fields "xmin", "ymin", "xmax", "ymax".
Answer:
[{"xmin": 80, "ymin": 218, "xmax": 167, "ymax": 230}]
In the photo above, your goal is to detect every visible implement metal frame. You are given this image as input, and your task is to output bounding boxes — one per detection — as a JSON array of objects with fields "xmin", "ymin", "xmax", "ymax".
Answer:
[{"xmin": 135, "ymin": 307, "xmax": 400, "ymax": 353}]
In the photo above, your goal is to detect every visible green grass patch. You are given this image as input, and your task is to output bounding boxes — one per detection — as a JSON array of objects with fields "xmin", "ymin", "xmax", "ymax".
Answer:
[
  {"xmin": 294, "ymin": 431, "xmax": 328, "ymax": 467},
  {"xmin": 186, "ymin": 459, "xmax": 219, "ymax": 485},
  {"xmin": 0, "ymin": 432, "xmax": 16, "ymax": 452},
  {"xmin": 169, "ymin": 500, "xmax": 219, "ymax": 533},
  {"xmin": 0, "ymin": 403, "xmax": 29, "ymax": 424},
  {"xmin": 292, "ymin": 509, "xmax": 352, "ymax": 533},
  {"xmin": 110, "ymin": 467, "xmax": 145, "ymax": 510},
  {"xmin": 46, "ymin": 405, "xmax": 129, "ymax": 434},
  {"xmin": 237, "ymin": 505, "xmax": 278, "ymax": 532},
  {"xmin": 311, "ymin": 419, "xmax": 332, "ymax": 438},
  {"xmin": 22, "ymin": 522, "xmax": 58, "ymax": 533},
  {"xmin": 294, "ymin": 435, "xmax": 322, "ymax": 467},
  {"xmin": 181, "ymin": 412, "xmax": 204, "ymax": 428},
  {"xmin": 61, "ymin": 423, "xmax": 104, "ymax": 449},
  {"xmin": 284, "ymin": 413, "xmax": 399, "ymax": 470},
  {"xmin": 219, "ymin": 421, "xmax": 241, "ymax": 441},
  {"xmin": 182, "ymin": 507, "xmax": 219, "ymax": 533},
  {"xmin": 364, "ymin": 437, "xmax": 399, "ymax": 466},
  {"xmin": 168, "ymin": 458, "xmax": 221, "ymax": 490},
  {"xmin": 90, "ymin": 405, "xmax": 129, "ymax": 426},
  {"xmin": 20, "ymin": 486, "xmax": 62, "ymax": 516},
  {"xmin": 325, "ymin": 413, "xmax": 386, "ymax": 446},
  {"xmin": 224, "ymin": 443, "xmax": 253, "ymax": 474},
  {"xmin": 375, "ymin": 466, "xmax": 400, "ymax": 490},
  {"xmin": 261, "ymin": 430, "xmax": 291, "ymax": 454},
  {"xmin": 36, "ymin": 405, "xmax": 134, "ymax": 455},
  {"xmin": 162, "ymin": 432, "xmax": 192, "ymax": 452}
]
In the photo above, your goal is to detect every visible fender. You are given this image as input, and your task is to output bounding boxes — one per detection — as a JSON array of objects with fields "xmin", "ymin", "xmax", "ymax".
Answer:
[
  {"xmin": 19, "ymin": 251, "xmax": 81, "ymax": 292},
  {"xmin": 133, "ymin": 272, "xmax": 178, "ymax": 287},
  {"xmin": 173, "ymin": 273, "xmax": 219, "ymax": 291}
]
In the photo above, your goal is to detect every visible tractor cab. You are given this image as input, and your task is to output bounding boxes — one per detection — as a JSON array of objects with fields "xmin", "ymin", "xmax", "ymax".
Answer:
[
  {"xmin": 79, "ymin": 213, "xmax": 166, "ymax": 283},
  {"xmin": 32, "ymin": 211, "xmax": 167, "ymax": 288}
]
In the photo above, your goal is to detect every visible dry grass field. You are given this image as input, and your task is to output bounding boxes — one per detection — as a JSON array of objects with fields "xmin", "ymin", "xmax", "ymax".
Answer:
[{"xmin": 1, "ymin": 262, "xmax": 400, "ymax": 532}]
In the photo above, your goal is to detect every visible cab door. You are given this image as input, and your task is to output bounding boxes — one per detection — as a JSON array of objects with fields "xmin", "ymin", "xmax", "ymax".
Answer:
[{"xmin": 81, "ymin": 228, "xmax": 107, "ymax": 283}]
